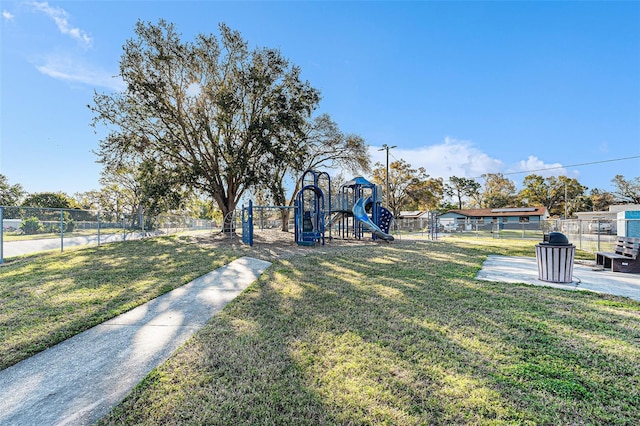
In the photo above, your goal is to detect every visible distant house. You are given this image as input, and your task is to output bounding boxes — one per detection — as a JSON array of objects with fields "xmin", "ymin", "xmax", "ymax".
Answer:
[
  {"xmin": 573, "ymin": 204, "xmax": 640, "ymax": 236},
  {"xmin": 397, "ymin": 211, "xmax": 431, "ymax": 230},
  {"xmin": 574, "ymin": 204, "xmax": 640, "ymax": 222},
  {"xmin": 439, "ymin": 207, "xmax": 549, "ymax": 231}
]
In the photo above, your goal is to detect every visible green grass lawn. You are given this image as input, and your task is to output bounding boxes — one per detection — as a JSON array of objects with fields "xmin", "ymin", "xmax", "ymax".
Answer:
[
  {"xmin": 99, "ymin": 237, "xmax": 637, "ymax": 425},
  {"xmin": 2, "ymin": 235, "xmax": 638, "ymax": 424},
  {"xmin": 0, "ymin": 235, "xmax": 241, "ymax": 370}
]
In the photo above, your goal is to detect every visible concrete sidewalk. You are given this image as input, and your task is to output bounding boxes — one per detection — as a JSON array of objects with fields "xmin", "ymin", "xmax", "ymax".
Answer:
[
  {"xmin": 477, "ymin": 255, "xmax": 640, "ymax": 301},
  {"xmin": 0, "ymin": 256, "xmax": 272, "ymax": 426}
]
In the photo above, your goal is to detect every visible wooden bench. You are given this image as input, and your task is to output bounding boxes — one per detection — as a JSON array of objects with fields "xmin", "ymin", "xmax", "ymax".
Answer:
[{"xmin": 596, "ymin": 236, "xmax": 640, "ymax": 273}]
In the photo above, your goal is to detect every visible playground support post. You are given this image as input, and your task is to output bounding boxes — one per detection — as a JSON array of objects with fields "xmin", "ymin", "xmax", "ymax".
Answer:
[{"xmin": 241, "ymin": 201, "xmax": 254, "ymax": 246}]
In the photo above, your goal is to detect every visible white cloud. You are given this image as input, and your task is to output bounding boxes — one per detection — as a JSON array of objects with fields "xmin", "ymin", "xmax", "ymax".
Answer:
[
  {"xmin": 36, "ymin": 53, "xmax": 124, "ymax": 91},
  {"xmin": 31, "ymin": 1, "xmax": 92, "ymax": 47},
  {"xmin": 369, "ymin": 137, "xmax": 503, "ymax": 182},
  {"xmin": 3, "ymin": 10, "xmax": 15, "ymax": 20},
  {"xmin": 507, "ymin": 156, "xmax": 566, "ymax": 178}
]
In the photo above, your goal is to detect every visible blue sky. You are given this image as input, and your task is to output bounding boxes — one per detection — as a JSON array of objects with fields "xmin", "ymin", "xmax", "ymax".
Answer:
[{"xmin": 1, "ymin": 1, "xmax": 639, "ymax": 198}]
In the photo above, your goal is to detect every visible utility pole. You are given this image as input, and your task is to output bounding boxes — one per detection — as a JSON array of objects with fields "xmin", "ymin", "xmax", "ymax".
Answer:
[
  {"xmin": 378, "ymin": 144, "xmax": 396, "ymax": 210},
  {"xmin": 564, "ymin": 182, "xmax": 568, "ymax": 219}
]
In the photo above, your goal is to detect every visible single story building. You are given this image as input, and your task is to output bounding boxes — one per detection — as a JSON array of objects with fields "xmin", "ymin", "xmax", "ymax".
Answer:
[
  {"xmin": 439, "ymin": 207, "xmax": 549, "ymax": 231},
  {"xmin": 573, "ymin": 204, "xmax": 640, "ymax": 236},
  {"xmin": 396, "ymin": 211, "xmax": 432, "ymax": 231}
]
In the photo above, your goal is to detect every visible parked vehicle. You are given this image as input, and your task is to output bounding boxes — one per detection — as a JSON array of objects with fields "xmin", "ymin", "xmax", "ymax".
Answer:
[
  {"xmin": 443, "ymin": 222, "xmax": 460, "ymax": 233},
  {"xmin": 588, "ymin": 220, "xmax": 612, "ymax": 234}
]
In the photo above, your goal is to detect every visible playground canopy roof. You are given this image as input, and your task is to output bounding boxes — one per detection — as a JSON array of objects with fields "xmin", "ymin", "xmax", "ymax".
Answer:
[{"xmin": 343, "ymin": 176, "xmax": 375, "ymax": 188}]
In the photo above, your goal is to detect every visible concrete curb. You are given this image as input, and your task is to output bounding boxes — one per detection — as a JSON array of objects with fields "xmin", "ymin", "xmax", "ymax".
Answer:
[{"xmin": 0, "ymin": 256, "xmax": 272, "ymax": 426}]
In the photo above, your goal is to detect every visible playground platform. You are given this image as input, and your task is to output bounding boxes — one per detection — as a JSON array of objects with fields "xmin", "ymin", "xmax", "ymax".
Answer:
[{"xmin": 0, "ymin": 257, "xmax": 272, "ymax": 426}]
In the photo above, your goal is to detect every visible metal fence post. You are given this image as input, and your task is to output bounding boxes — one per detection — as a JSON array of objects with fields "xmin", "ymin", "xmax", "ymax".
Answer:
[
  {"xmin": 0, "ymin": 206, "xmax": 4, "ymax": 264},
  {"xmin": 60, "ymin": 209, "xmax": 64, "ymax": 252},
  {"xmin": 97, "ymin": 210, "xmax": 101, "ymax": 246},
  {"xmin": 578, "ymin": 219, "xmax": 583, "ymax": 250}
]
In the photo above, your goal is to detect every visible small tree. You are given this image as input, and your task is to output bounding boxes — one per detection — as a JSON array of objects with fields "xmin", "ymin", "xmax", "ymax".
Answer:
[
  {"xmin": 444, "ymin": 176, "xmax": 480, "ymax": 209},
  {"xmin": 372, "ymin": 159, "xmax": 433, "ymax": 217},
  {"xmin": 0, "ymin": 174, "xmax": 25, "ymax": 206},
  {"xmin": 20, "ymin": 217, "xmax": 43, "ymax": 235}
]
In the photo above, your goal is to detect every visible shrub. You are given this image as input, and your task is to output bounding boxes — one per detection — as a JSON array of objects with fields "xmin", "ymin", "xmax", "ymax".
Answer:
[
  {"xmin": 20, "ymin": 217, "xmax": 43, "ymax": 235},
  {"xmin": 65, "ymin": 219, "xmax": 75, "ymax": 233}
]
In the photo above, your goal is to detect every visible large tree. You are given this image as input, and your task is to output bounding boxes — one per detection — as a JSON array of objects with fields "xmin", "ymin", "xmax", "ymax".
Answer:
[
  {"xmin": 519, "ymin": 174, "xmax": 586, "ymax": 217},
  {"xmin": 90, "ymin": 20, "xmax": 320, "ymax": 232},
  {"xmin": 611, "ymin": 175, "xmax": 640, "ymax": 204}
]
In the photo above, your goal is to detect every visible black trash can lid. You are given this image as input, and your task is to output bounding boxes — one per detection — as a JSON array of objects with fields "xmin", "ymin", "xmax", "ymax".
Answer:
[{"xmin": 542, "ymin": 231, "xmax": 570, "ymax": 245}]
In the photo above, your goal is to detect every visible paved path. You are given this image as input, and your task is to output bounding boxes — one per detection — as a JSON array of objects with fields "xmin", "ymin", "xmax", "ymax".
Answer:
[
  {"xmin": 0, "ymin": 256, "xmax": 272, "ymax": 426},
  {"xmin": 477, "ymin": 255, "xmax": 640, "ymax": 301}
]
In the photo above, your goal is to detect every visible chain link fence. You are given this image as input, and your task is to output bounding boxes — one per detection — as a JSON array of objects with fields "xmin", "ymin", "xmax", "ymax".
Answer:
[
  {"xmin": 391, "ymin": 216, "xmax": 640, "ymax": 254},
  {"xmin": 0, "ymin": 206, "xmax": 215, "ymax": 263}
]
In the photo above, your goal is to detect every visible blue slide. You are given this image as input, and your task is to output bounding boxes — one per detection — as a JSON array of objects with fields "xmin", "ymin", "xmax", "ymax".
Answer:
[{"xmin": 352, "ymin": 197, "xmax": 394, "ymax": 241}]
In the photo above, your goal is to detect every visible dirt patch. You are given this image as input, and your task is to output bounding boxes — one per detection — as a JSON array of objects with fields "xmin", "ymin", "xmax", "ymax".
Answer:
[{"xmin": 184, "ymin": 228, "xmax": 400, "ymax": 262}]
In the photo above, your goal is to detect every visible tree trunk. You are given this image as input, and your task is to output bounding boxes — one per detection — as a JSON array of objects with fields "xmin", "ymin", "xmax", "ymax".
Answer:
[
  {"xmin": 280, "ymin": 208, "xmax": 290, "ymax": 232},
  {"xmin": 214, "ymin": 194, "xmax": 238, "ymax": 235}
]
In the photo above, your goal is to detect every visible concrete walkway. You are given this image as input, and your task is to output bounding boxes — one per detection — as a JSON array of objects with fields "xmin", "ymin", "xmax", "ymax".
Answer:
[
  {"xmin": 477, "ymin": 255, "xmax": 640, "ymax": 301},
  {"xmin": 0, "ymin": 256, "xmax": 272, "ymax": 426}
]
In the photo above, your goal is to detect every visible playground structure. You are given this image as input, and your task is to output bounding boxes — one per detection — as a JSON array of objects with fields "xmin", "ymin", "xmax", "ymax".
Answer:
[{"xmin": 241, "ymin": 170, "xmax": 395, "ymax": 246}]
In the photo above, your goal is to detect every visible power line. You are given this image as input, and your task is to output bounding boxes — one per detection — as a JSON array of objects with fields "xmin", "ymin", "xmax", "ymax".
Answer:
[
  {"xmin": 493, "ymin": 155, "xmax": 640, "ymax": 178},
  {"xmin": 377, "ymin": 147, "xmax": 639, "ymax": 181}
]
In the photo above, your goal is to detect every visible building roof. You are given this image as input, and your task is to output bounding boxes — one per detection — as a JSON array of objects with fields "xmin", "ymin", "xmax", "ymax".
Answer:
[
  {"xmin": 398, "ymin": 211, "xmax": 429, "ymax": 219},
  {"xmin": 442, "ymin": 207, "xmax": 547, "ymax": 218}
]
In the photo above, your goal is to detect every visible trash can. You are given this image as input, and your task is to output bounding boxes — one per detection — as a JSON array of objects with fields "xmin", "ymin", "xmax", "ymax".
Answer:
[{"xmin": 535, "ymin": 232, "xmax": 575, "ymax": 283}]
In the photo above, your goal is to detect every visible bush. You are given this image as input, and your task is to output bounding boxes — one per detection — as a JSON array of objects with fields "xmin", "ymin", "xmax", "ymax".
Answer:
[{"xmin": 20, "ymin": 217, "xmax": 43, "ymax": 235}]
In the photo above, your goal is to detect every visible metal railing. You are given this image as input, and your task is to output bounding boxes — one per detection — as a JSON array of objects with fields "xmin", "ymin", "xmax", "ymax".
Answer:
[{"xmin": 0, "ymin": 206, "xmax": 214, "ymax": 263}]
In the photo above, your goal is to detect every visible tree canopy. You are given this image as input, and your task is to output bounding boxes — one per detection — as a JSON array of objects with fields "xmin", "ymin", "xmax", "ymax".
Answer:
[
  {"xmin": 0, "ymin": 174, "xmax": 25, "ymax": 206},
  {"xmin": 90, "ymin": 20, "xmax": 320, "ymax": 230},
  {"xmin": 443, "ymin": 176, "xmax": 480, "ymax": 210},
  {"xmin": 264, "ymin": 113, "xmax": 370, "ymax": 230},
  {"xmin": 22, "ymin": 192, "xmax": 75, "ymax": 209},
  {"xmin": 480, "ymin": 173, "xmax": 517, "ymax": 208},
  {"xmin": 519, "ymin": 174, "xmax": 586, "ymax": 217},
  {"xmin": 372, "ymin": 159, "xmax": 437, "ymax": 217},
  {"xmin": 611, "ymin": 175, "xmax": 640, "ymax": 204}
]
